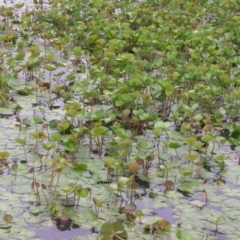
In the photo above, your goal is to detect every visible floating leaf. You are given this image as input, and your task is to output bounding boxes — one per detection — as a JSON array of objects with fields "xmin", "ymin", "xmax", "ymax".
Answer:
[
  {"xmin": 32, "ymin": 131, "xmax": 47, "ymax": 140},
  {"xmin": 176, "ymin": 230, "xmax": 193, "ymax": 240},
  {"xmin": 11, "ymin": 163, "xmax": 18, "ymax": 171},
  {"xmin": 104, "ymin": 157, "xmax": 115, "ymax": 167},
  {"xmin": 82, "ymin": 209, "xmax": 98, "ymax": 221},
  {"xmin": 126, "ymin": 211, "xmax": 136, "ymax": 222},
  {"xmin": 154, "ymin": 121, "xmax": 172, "ymax": 129},
  {"xmin": 101, "ymin": 222, "xmax": 114, "ymax": 237},
  {"xmin": 178, "ymin": 181, "xmax": 199, "ymax": 195},
  {"xmin": 42, "ymin": 142, "xmax": 55, "ymax": 151},
  {"xmin": 135, "ymin": 210, "xmax": 144, "ymax": 217},
  {"xmin": 93, "ymin": 197, "xmax": 104, "ymax": 207},
  {"xmin": 186, "ymin": 153, "xmax": 199, "ymax": 161},
  {"xmin": 0, "ymin": 151, "xmax": 9, "ymax": 160},
  {"xmin": 3, "ymin": 214, "xmax": 12, "ymax": 223},
  {"xmin": 152, "ymin": 219, "xmax": 171, "ymax": 231},
  {"xmin": 164, "ymin": 180, "xmax": 174, "ymax": 189},
  {"xmin": 136, "ymin": 140, "xmax": 153, "ymax": 149},
  {"xmin": 71, "ymin": 163, "xmax": 88, "ymax": 170},
  {"xmin": 14, "ymin": 137, "xmax": 26, "ymax": 146},
  {"xmin": 129, "ymin": 162, "xmax": 140, "ymax": 173},
  {"xmin": 201, "ymin": 134, "xmax": 214, "ymax": 143},
  {"xmin": 168, "ymin": 142, "xmax": 180, "ymax": 149}
]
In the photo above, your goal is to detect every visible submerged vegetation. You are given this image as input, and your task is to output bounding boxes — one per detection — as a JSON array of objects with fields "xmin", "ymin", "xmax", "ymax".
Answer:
[{"xmin": 0, "ymin": 0, "xmax": 240, "ymax": 239}]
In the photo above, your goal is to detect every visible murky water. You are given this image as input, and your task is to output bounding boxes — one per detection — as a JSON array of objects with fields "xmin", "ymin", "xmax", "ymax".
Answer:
[
  {"xmin": 1, "ymin": 0, "xmax": 29, "ymax": 8},
  {"xmin": 0, "ymin": 1, "xmax": 237, "ymax": 240},
  {"xmin": 0, "ymin": 0, "xmax": 42, "ymax": 7}
]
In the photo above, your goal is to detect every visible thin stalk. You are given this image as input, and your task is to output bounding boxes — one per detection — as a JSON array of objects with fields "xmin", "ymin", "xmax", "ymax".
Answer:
[
  {"xmin": 175, "ymin": 149, "xmax": 180, "ymax": 158},
  {"xmin": 157, "ymin": 137, "xmax": 161, "ymax": 165},
  {"xmin": 35, "ymin": 184, "xmax": 41, "ymax": 203},
  {"xmin": 211, "ymin": 140, "xmax": 215, "ymax": 153},
  {"xmin": 173, "ymin": 173, "xmax": 177, "ymax": 189},
  {"xmin": 77, "ymin": 196, "xmax": 80, "ymax": 207},
  {"xmin": 49, "ymin": 171, "xmax": 57, "ymax": 187},
  {"xmin": 165, "ymin": 129, "xmax": 169, "ymax": 141},
  {"xmin": 165, "ymin": 169, "xmax": 168, "ymax": 181},
  {"xmin": 97, "ymin": 137, "xmax": 101, "ymax": 156},
  {"xmin": 42, "ymin": 188, "xmax": 48, "ymax": 204},
  {"xmin": 32, "ymin": 181, "xmax": 37, "ymax": 195},
  {"xmin": 46, "ymin": 151, "xmax": 49, "ymax": 161},
  {"xmin": 66, "ymin": 193, "xmax": 68, "ymax": 206},
  {"xmin": 23, "ymin": 146, "xmax": 28, "ymax": 163},
  {"xmin": 205, "ymin": 145, "xmax": 208, "ymax": 158},
  {"xmin": 53, "ymin": 172, "xmax": 61, "ymax": 195}
]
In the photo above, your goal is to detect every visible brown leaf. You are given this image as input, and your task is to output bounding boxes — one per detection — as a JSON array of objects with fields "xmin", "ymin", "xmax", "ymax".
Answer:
[{"xmin": 129, "ymin": 162, "xmax": 140, "ymax": 173}]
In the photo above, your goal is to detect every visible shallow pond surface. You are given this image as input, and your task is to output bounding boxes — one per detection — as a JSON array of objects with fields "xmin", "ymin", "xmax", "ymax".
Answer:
[{"xmin": 0, "ymin": 1, "xmax": 240, "ymax": 240}]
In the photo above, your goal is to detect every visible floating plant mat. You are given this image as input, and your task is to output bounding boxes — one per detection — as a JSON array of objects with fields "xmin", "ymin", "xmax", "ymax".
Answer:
[{"xmin": 0, "ymin": 0, "xmax": 240, "ymax": 240}]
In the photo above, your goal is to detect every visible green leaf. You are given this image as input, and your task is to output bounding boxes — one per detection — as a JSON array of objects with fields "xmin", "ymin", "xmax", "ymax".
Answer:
[
  {"xmin": 186, "ymin": 153, "xmax": 199, "ymax": 161},
  {"xmin": 136, "ymin": 140, "xmax": 153, "ymax": 149},
  {"xmin": 0, "ymin": 151, "xmax": 9, "ymax": 159},
  {"xmin": 42, "ymin": 142, "xmax": 55, "ymax": 151},
  {"xmin": 104, "ymin": 158, "xmax": 115, "ymax": 167},
  {"xmin": 33, "ymin": 117, "xmax": 44, "ymax": 125},
  {"xmin": 72, "ymin": 47, "xmax": 82, "ymax": 57},
  {"xmin": 176, "ymin": 231, "xmax": 193, "ymax": 240},
  {"xmin": 52, "ymin": 163, "xmax": 66, "ymax": 172},
  {"xmin": 112, "ymin": 221, "xmax": 125, "ymax": 233},
  {"xmin": 90, "ymin": 126, "xmax": 107, "ymax": 137},
  {"xmin": 177, "ymin": 181, "xmax": 199, "ymax": 195},
  {"xmin": 58, "ymin": 122, "xmax": 70, "ymax": 131},
  {"xmin": 79, "ymin": 188, "xmax": 89, "ymax": 198},
  {"xmin": 186, "ymin": 136, "xmax": 197, "ymax": 145},
  {"xmin": 82, "ymin": 209, "xmax": 98, "ymax": 221},
  {"xmin": 93, "ymin": 197, "xmax": 104, "ymax": 207},
  {"xmin": 32, "ymin": 131, "xmax": 47, "ymax": 140},
  {"xmin": 201, "ymin": 134, "xmax": 214, "ymax": 143},
  {"xmin": 101, "ymin": 222, "xmax": 113, "ymax": 236},
  {"xmin": 168, "ymin": 142, "xmax": 180, "ymax": 149},
  {"xmin": 44, "ymin": 64, "xmax": 56, "ymax": 71},
  {"xmin": 14, "ymin": 137, "xmax": 26, "ymax": 146},
  {"xmin": 71, "ymin": 163, "xmax": 88, "ymax": 171},
  {"xmin": 154, "ymin": 121, "xmax": 172, "ymax": 129},
  {"xmin": 49, "ymin": 119, "xmax": 59, "ymax": 129},
  {"xmin": 135, "ymin": 210, "xmax": 144, "ymax": 217},
  {"xmin": 50, "ymin": 133, "xmax": 61, "ymax": 142}
]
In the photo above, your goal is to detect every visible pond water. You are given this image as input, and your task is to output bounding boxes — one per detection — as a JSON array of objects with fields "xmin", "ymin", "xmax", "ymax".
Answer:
[
  {"xmin": 1, "ymin": 0, "xmax": 43, "ymax": 7},
  {"xmin": 0, "ymin": 1, "xmax": 240, "ymax": 240}
]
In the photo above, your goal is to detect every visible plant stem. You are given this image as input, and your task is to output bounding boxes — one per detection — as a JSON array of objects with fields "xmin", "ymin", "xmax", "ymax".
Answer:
[
  {"xmin": 49, "ymin": 171, "xmax": 57, "ymax": 187},
  {"xmin": 23, "ymin": 146, "xmax": 28, "ymax": 163},
  {"xmin": 53, "ymin": 172, "xmax": 61, "ymax": 195},
  {"xmin": 77, "ymin": 196, "xmax": 80, "ymax": 207},
  {"xmin": 42, "ymin": 188, "xmax": 48, "ymax": 204}
]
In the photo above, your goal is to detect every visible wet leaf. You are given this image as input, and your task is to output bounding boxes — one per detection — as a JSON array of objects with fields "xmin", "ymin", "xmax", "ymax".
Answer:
[
  {"xmin": 11, "ymin": 163, "xmax": 18, "ymax": 171},
  {"xmin": 82, "ymin": 209, "xmax": 98, "ymax": 221},
  {"xmin": 129, "ymin": 162, "xmax": 140, "ymax": 173},
  {"xmin": 177, "ymin": 181, "xmax": 199, "ymax": 195},
  {"xmin": 101, "ymin": 221, "xmax": 113, "ymax": 236},
  {"xmin": 0, "ymin": 151, "xmax": 9, "ymax": 160},
  {"xmin": 71, "ymin": 163, "xmax": 88, "ymax": 170},
  {"xmin": 14, "ymin": 138, "xmax": 26, "ymax": 146},
  {"xmin": 176, "ymin": 230, "xmax": 193, "ymax": 240},
  {"xmin": 164, "ymin": 180, "xmax": 174, "ymax": 189},
  {"xmin": 3, "ymin": 214, "xmax": 12, "ymax": 223}
]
